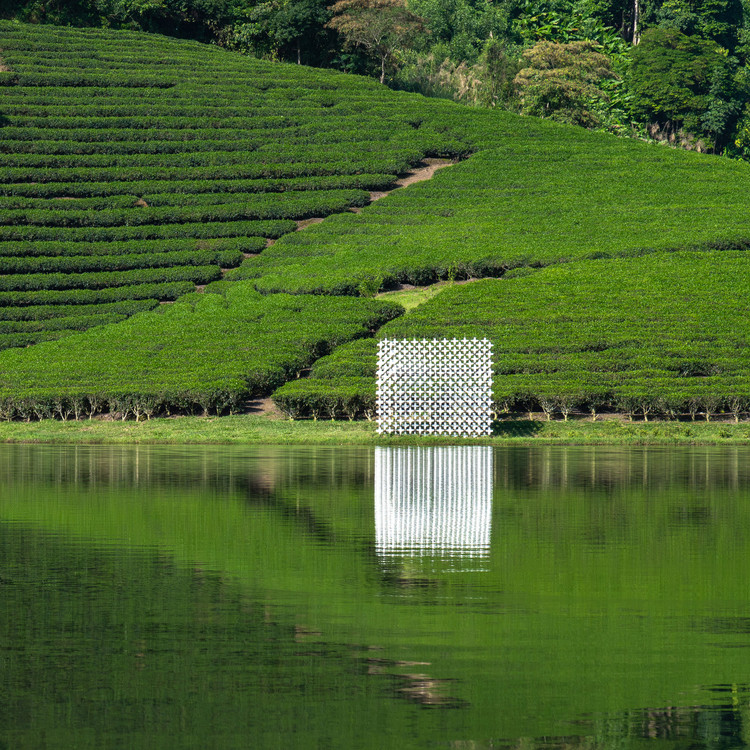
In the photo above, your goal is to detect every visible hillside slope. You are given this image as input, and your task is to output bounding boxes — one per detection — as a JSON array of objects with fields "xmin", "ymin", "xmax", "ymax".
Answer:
[
  {"xmin": 0, "ymin": 21, "xmax": 464, "ymax": 348},
  {"xmin": 1, "ymin": 22, "xmax": 749, "ymax": 420}
]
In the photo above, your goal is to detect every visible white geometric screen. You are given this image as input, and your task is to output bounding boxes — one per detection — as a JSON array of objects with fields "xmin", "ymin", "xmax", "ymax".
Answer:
[
  {"xmin": 374, "ymin": 446, "xmax": 493, "ymax": 564},
  {"xmin": 376, "ymin": 338, "xmax": 493, "ymax": 436}
]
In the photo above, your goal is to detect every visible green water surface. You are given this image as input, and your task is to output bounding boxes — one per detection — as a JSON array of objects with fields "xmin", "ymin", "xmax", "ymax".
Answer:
[{"xmin": 1, "ymin": 444, "xmax": 749, "ymax": 749}]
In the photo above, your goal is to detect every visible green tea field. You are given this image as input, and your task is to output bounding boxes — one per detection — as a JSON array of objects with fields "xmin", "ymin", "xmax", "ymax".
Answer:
[{"xmin": 1, "ymin": 20, "xmax": 749, "ymax": 423}]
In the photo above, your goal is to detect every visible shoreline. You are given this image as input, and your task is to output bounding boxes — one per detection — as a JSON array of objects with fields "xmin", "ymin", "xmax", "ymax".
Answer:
[{"xmin": 2, "ymin": 414, "xmax": 750, "ymax": 445}]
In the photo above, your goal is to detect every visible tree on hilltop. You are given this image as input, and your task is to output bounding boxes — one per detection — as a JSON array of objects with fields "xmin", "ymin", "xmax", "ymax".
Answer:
[
  {"xmin": 514, "ymin": 40, "xmax": 616, "ymax": 127},
  {"xmin": 326, "ymin": 0, "xmax": 426, "ymax": 83}
]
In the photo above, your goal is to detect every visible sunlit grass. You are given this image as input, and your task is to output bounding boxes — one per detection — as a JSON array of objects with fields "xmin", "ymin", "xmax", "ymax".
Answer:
[{"xmin": 2, "ymin": 414, "xmax": 750, "ymax": 444}]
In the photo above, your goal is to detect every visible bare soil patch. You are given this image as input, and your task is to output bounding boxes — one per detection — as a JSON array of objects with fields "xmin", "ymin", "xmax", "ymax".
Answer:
[
  {"xmin": 351, "ymin": 159, "xmax": 454, "ymax": 213},
  {"xmin": 395, "ymin": 158, "xmax": 453, "ymax": 189},
  {"xmin": 296, "ymin": 217, "xmax": 325, "ymax": 230},
  {"xmin": 245, "ymin": 396, "xmax": 281, "ymax": 416}
]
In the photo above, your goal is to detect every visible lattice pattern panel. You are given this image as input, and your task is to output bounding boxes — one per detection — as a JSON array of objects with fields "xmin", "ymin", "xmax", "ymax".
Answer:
[
  {"xmin": 377, "ymin": 338, "xmax": 493, "ymax": 436},
  {"xmin": 374, "ymin": 446, "xmax": 493, "ymax": 565}
]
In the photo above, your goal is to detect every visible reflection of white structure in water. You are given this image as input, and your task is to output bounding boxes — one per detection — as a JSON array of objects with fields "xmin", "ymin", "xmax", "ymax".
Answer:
[{"xmin": 374, "ymin": 447, "xmax": 493, "ymax": 565}]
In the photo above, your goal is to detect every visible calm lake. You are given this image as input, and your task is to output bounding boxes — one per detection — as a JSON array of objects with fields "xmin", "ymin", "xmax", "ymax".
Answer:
[{"xmin": 1, "ymin": 444, "xmax": 750, "ymax": 749}]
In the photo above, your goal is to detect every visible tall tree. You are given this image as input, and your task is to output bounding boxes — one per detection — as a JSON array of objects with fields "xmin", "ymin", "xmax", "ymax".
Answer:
[
  {"xmin": 326, "ymin": 0, "xmax": 426, "ymax": 83},
  {"xmin": 513, "ymin": 39, "xmax": 616, "ymax": 126},
  {"xmin": 227, "ymin": 0, "xmax": 331, "ymax": 64},
  {"xmin": 628, "ymin": 27, "xmax": 727, "ymax": 140}
]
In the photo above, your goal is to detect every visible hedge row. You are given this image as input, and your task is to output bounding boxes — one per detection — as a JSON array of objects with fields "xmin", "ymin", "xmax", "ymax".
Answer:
[
  {"xmin": 270, "ymin": 253, "xmax": 750, "ymax": 421},
  {"xmin": 0, "ymin": 219, "xmax": 295, "ymax": 242},
  {"xmin": 0, "ymin": 127, "xmax": 292, "ymax": 143},
  {"xmin": 0, "ymin": 72, "xmax": 175, "ymax": 88},
  {"xmin": 0, "ymin": 265, "xmax": 222, "ymax": 292},
  {"xmin": 0, "ymin": 249, "xmax": 242, "ymax": 275},
  {"xmin": 0, "ymin": 236, "xmax": 266, "ymax": 258},
  {"xmin": 0, "ymin": 174, "xmax": 397, "ymax": 198},
  {"xmin": 0, "ymin": 149, "xmax": 264, "ymax": 168},
  {"xmin": 0, "ymin": 312, "xmax": 127, "ymax": 335},
  {"xmin": 272, "ymin": 339, "xmax": 378, "ymax": 419},
  {"xmin": 273, "ymin": 378, "xmax": 376, "ymax": 421},
  {"xmin": 0, "ymin": 138, "xmax": 259, "ymax": 155},
  {"xmin": 0, "ymin": 299, "xmax": 159, "ymax": 321},
  {"xmin": 0, "ymin": 330, "xmax": 75, "ymax": 351},
  {"xmin": 0, "ymin": 157, "xmax": 415, "ymax": 184},
  {"xmin": 0, "ymin": 143, "xmax": 400, "ymax": 168},
  {"xmin": 387, "ymin": 257, "xmax": 750, "ymax": 420},
  {"xmin": 0, "ymin": 190, "xmax": 370, "ymax": 228},
  {"xmin": 0, "ymin": 19, "xmax": 466, "ymax": 345},
  {"xmin": 3, "ymin": 110, "xmax": 412, "ymax": 134},
  {"xmin": 0, "ymin": 282, "xmax": 196, "ymax": 307},
  {"xmin": 3, "ymin": 115, "xmax": 344, "ymax": 131},
  {"xmin": 243, "ymin": 135, "xmax": 750, "ymax": 295}
]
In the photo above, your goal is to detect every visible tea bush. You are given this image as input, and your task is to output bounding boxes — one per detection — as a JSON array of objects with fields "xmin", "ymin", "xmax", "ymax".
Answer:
[{"xmin": 0, "ymin": 283, "xmax": 403, "ymax": 420}]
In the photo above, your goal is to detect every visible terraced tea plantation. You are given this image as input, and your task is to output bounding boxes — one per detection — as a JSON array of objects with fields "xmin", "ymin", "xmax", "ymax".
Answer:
[
  {"xmin": 274, "ymin": 253, "xmax": 750, "ymax": 421},
  {"xmin": 233, "ymin": 121, "xmax": 750, "ymax": 295},
  {"xmin": 0, "ymin": 21, "xmax": 465, "ymax": 348},
  {"xmin": 2, "ymin": 21, "xmax": 750, "ymax": 422},
  {"xmin": 0, "ymin": 284, "xmax": 401, "ymax": 419}
]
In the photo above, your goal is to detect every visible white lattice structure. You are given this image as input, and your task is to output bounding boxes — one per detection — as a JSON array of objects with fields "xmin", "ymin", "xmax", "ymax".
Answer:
[
  {"xmin": 374, "ymin": 446, "xmax": 493, "ymax": 563},
  {"xmin": 377, "ymin": 338, "xmax": 493, "ymax": 436}
]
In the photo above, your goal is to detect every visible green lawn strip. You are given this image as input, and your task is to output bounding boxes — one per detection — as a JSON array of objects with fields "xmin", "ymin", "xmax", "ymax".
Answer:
[
  {"xmin": 1, "ymin": 415, "xmax": 750, "ymax": 444},
  {"xmin": 376, "ymin": 281, "xmax": 455, "ymax": 310}
]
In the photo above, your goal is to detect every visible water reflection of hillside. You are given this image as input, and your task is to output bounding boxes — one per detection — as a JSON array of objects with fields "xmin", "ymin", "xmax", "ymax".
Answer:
[
  {"xmin": 4, "ymin": 444, "xmax": 750, "ymax": 498},
  {"xmin": 374, "ymin": 447, "xmax": 493, "ymax": 571}
]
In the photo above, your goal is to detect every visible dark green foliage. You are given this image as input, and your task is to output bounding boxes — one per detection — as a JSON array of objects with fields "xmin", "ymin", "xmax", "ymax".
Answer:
[
  {"xmin": 5, "ymin": 20, "xmax": 750, "ymax": 416},
  {"xmin": 513, "ymin": 40, "xmax": 616, "ymax": 127},
  {"xmin": 274, "ymin": 251, "xmax": 750, "ymax": 421},
  {"xmin": 0, "ymin": 190, "xmax": 370, "ymax": 227},
  {"xmin": 376, "ymin": 252, "xmax": 750, "ymax": 420},
  {"xmin": 0, "ymin": 299, "xmax": 159, "ymax": 321},
  {"xmin": 272, "ymin": 338, "xmax": 378, "ymax": 419},
  {"xmin": 0, "ymin": 219, "xmax": 295, "ymax": 243},
  {"xmin": 0, "ymin": 249, "xmax": 243, "ymax": 275},
  {"xmin": 0, "ymin": 237, "xmax": 266, "ymax": 259},
  {"xmin": 0, "ymin": 265, "xmax": 223, "ymax": 292},
  {"xmin": 273, "ymin": 378, "xmax": 376, "ymax": 420},
  {"xmin": 628, "ymin": 28, "xmax": 725, "ymax": 136},
  {"xmin": 0, "ymin": 175, "xmax": 397, "ymax": 198},
  {"xmin": 0, "ymin": 283, "xmax": 197, "ymax": 307},
  {"xmin": 240, "ymin": 124, "xmax": 750, "ymax": 295}
]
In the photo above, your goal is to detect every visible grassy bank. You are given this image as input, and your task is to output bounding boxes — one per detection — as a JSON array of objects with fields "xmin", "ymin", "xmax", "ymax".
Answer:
[{"xmin": 2, "ymin": 413, "xmax": 750, "ymax": 444}]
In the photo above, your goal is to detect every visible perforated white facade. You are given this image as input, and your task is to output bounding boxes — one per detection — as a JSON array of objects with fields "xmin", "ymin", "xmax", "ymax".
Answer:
[
  {"xmin": 374, "ymin": 446, "xmax": 493, "ymax": 562},
  {"xmin": 376, "ymin": 337, "xmax": 493, "ymax": 436}
]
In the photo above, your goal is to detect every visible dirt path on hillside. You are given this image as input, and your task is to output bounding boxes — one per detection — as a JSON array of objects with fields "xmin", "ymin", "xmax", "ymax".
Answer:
[
  {"xmin": 350, "ymin": 158, "xmax": 454, "ymax": 213},
  {"xmin": 193, "ymin": 157, "xmax": 456, "ymax": 294}
]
